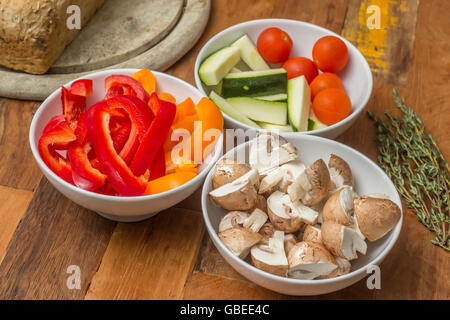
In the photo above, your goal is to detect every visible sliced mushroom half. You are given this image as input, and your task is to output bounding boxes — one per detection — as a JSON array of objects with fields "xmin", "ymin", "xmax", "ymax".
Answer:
[
  {"xmin": 322, "ymin": 186, "xmax": 355, "ymax": 226},
  {"xmin": 218, "ymin": 227, "xmax": 262, "ymax": 259},
  {"xmin": 243, "ymin": 208, "xmax": 268, "ymax": 233},
  {"xmin": 209, "ymin": 169, "xmax": 259, "ymax": 211},
  {"xmin": 218, "ymin": 211, "xmax": 250, "ymax": 232},
  {"xmin": 258, "ymin": 222, "xmax": 297, "ymax": 256},
  {"xmin": 249, "ymin": 133, "xmax": 299, "ymax": 175},
  {"xmin": 267, "ymin": 191, "xmax": 318, "ymax": 233},
  {"xmin": 303, "ymin": 224, "xmax": 322, "ymax": 244},
  {"xmin": 321, "ymin": 221, "xmax": 367, "ymax": 260},
  {"xmin": 287, "ymin": 241, "xmax": 338, "ymax": 280},
  {"xmin": 354, "ymin": 196, "xmax": 401, "ymax": 241},
  {"xmin": 258, "ymin": 160, "xmax": 306, "ymax": 195},
  {"xmin": 251, "ymin": 231, "xmax": 289, "ymax": 277},
  {"xmin": 288, "ymin": 159, "xmax": 331, "ymax": 206},
  {"xmin": 320, "ymin": 257, "xmax": 351, "ymax": 279},
  {"xmin": 213, "ymin": 158, "xmax": 251, "ymax": 189},
  {"xmin": 328, "ymin": 154, "xmax": 353, "ymax": 190}
]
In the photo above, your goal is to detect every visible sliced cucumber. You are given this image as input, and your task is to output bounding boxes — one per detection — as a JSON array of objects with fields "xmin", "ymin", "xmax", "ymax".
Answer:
[
  {"xmin": 230, "ymin": 67, "xmax": 242, "ymax": 73},
  {"xmin": 226, "ymin": 97, "xmax": 287, "ymax": 125},
  {"xmin": 256, "ymin": 93, "xmax": 288, "ymax": 103},
  {"xmin": 209, "ymin": 91, "xmax": 260, "ymax": 128},
  {"xmin": 222, "ymin": 68, "xmax": 287, "ymax": 98},
  {"xmin": 256, "ymin": 122, "xmax": 294, "ymax": 132},
  {"xmin": 199, "ymin": 47, "xmax": 240, "ymax": 86},
  {"xmin": 287, "ymin": 75, "xmax": 311, "ymax": 132},
  {"xmin": 308, "ymin": 110, "xmax": 328, "ymax": 131},
  {"xmin": 230, "ymin": 34, "xmax": 270, "ymax": 71},
  {"xmin": 235, "ymin": 60, "xmax": 251, "ymax": 71}
]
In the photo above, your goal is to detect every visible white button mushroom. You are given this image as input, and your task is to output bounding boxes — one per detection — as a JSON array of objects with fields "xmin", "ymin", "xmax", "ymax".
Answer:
[
  {"xmin": 321, "ymin": 220, "xmax": 367, "ymax": 260},
  {"xmin": 354, "ymin": 196, "xmax": 401, "ymax": 242},
  {"xmin": 287, "ymin": 241, "xmax": 338, "ymax": 280},
  {"xmin": 251, "ymin": 231, "xmax": 289, "ymax": 277}
]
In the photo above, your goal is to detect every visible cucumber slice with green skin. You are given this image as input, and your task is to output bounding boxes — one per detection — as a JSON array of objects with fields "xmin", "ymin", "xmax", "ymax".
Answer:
[
  {"xmin": 308, "ymin": 110, "xmax": 328, "ymax": 131},
  {"xmin": 230, "ymin": 34, "xmax": 270, "ymax": 71},
  {"xmin": 226, "ymin": 97, "xmax": 288, "ymax": 125},
  {"xmin": 209, "ymin": 91, "xmax": 260, "ymax": 128},
  {"xmin": 287, "ymin": 75, "xmax": 311, "ymax": 132},
  {"xmin": 221, "ymin": 69, "xmax": 288, "ymax": 98},
  {"xmin": 199, "ymin": 47, "xmax": 240, "ymax": 86},
  {"xmin": 256, "ymin": 93, "xmax": 288, "ymax": 103},
  {"xmin": 256, "ymin": 122, "xmax": 294, "ymax": 132}
]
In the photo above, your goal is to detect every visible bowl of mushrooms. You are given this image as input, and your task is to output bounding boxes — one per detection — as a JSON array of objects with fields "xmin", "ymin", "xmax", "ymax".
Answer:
[{"xmin": 201, "ymin": 132, "xmax": 402, "ymax": 295}]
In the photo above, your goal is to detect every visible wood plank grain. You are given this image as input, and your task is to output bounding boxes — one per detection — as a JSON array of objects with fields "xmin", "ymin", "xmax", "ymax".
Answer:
[
  {"xmin": 341, "ymin": 0, "xmax": 419, "ymax": 85},
  {"xmin": 0, "ymin": 186, "xmax": 33, "ymax": 265},
  {"xmin": 85, "ymin": 208, "xmax": 204, "ymax": 300},
  {"xmin": 182, "ymin": 272, "xmax": 283, "ymax": 300},
  {"xmin": 0, "ymin": 179, "xmax": 116, "ymax": 299},
  {"xmin": 182, "ymin": 271, "xmax": 378, "ymax": 300},
  {"xmin": 0, "ymin": 99, "xmax": 42, "ymax": 191}
]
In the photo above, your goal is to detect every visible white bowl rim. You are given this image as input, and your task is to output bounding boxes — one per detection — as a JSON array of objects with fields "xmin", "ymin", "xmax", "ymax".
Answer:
[
  {"xmin": 29, "ymin": 68, "xmax": 224, "ymax": 202},
  {"xmin": 194, "ymin": 18, "xmax": 374, "ymax": 137},
  {"xmin": 201, "ymin": 133, "xmax": 403, "ymax": 285}
]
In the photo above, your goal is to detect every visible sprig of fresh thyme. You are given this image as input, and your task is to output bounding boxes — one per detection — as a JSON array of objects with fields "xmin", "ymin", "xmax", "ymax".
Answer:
[{"xmin": 367, "ymin": 89, "xmax": 449, "ymax": 250}]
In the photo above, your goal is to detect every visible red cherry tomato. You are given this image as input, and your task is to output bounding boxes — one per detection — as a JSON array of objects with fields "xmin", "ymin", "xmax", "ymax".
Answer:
[
  {"xmin": 312, "ymin": 36, "xmax": 349, "ymax": 73},
  {"xmin": 257, "ymin": 27, "xmax": 293, "ymax": 64},
  {"xmin": 312, "ymin": 88, "xmax": 351, "ymax": 125},
  {"xmin": 282, "ymin": 57, "xmax": 318, "ymax": 83},
  {"xmin": 310, "ymin": 72, "xmax": 345, "ymax": 100}
]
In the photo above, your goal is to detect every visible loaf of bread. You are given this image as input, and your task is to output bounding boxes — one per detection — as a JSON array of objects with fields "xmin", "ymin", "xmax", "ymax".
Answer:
[{"xmin": 0, "ymin": 0, "xmax": 104, "ymax": 74}]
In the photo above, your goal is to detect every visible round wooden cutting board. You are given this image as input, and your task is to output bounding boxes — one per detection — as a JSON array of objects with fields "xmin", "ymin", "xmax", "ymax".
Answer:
[{"xmin": 0, "ymin": 0, "xmax": 210, "ymax": 101}]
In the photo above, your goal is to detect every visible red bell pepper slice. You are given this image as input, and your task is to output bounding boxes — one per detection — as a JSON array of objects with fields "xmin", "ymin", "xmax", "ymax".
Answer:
[
  {"xmin": 105, "ymin": 95, "xmax": 154, "ymax": 164},
  {"xmin": 67, "ymin": 113, "xmax": 107, "ymax": 191},
  {"xmin": 61, "ymin": 86, "xmax": 86, "ymax": 128},
  {"xmin": 68, "ymin": 142, "xmax": 106, "ymax": 191},
  {"xmin": 70, "ymin": 79, "xmax": 93, "ymax": 97},
  {"xmin": 149, "ymin": 147, "xmax": 166, "ymax": 181},
  {"xmin": 110, "ymin": 117, "xmax": 131, "ymax": 153},
  {"xmin": 130, "ymin": 93, "xmax": 176, "ymax": 176},
  {"xmin": 105, "ymin": 85, "xmax": 126, "ymax": 99},
  {"xmin": 38, "ymin": 115, "xmax": 77, "ymax": 183},
  {"xmin": 105, "ymin": 75, "xmax": 149, "ymax": 103},
  {"xmin": 86, "ymin": 101, "xmax": 147, "ymax": 196}
]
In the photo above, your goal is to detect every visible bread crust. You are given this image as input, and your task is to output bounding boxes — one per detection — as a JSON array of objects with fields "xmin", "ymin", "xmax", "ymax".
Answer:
[{"xmin": 0, "ymin": 0, "xmax": 104, "ymax": 74}]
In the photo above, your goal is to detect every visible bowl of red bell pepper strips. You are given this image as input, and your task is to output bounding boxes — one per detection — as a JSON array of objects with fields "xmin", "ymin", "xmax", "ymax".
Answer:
[{"xmin": 29, "ymin": 69, "xmax": 224, "ymax": 222}]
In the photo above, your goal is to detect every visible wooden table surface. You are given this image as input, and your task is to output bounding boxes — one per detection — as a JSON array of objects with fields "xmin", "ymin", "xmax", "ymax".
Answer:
[{"xmin": 0, "ymin": 0, "xmax": 448, "ymax": 300}]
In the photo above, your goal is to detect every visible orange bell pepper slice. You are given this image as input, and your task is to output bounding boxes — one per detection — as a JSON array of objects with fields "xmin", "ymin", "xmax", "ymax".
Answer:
[
  {"xmin": 164, "ymin": 113, "xmax": 199, "ymax": 152},
  {"xmin": 190, "ymin": 98, "xmax": 223, "ymax": 162},
  {"xmin": 145, "ymin": 171, "xmax": 197, "ymax": 195},
  {"xmin": 174, "ymin": 97, "xmax": 196, "ymax": 123},
  {"xmin": 159, "ymin": 92, "xmax": 176, "ymax": 104},
  {"xmin": 131, "ymin": 69, "xmax": 156, "ymax": 96}
]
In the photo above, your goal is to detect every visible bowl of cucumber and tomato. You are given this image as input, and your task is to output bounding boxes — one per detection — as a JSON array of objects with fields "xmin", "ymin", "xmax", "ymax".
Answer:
[{"xmin": 194, "ymin": 19, "xmax": 373, "ymax": 139}]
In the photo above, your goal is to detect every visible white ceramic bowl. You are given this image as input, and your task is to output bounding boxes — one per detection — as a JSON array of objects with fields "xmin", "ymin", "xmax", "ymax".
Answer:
[
  {"xmin": 201, "ymin": 134, "xmax": 402, "ymax": 296},
  {"xmin": 194, "ymin": 19, "xmax": 373, "ymax": 139},
  {"xmin": 30, "ymin": 69, "xmax": 223, "ymax": 222}
]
